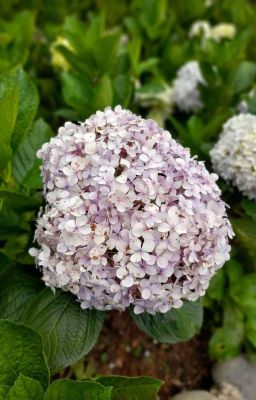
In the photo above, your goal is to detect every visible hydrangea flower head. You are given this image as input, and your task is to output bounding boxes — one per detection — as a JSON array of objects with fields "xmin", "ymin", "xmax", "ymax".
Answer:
[
  {"xmin": 172, "ymin": 61, "xmax": 205, "ymax": 113},
  {"xmin": 210, "ymin": 114, "xmax": 256, "ymax": 200},
  {"xmin": 30, "ymin": 106, "xmax": 233, "ymax": 314}
]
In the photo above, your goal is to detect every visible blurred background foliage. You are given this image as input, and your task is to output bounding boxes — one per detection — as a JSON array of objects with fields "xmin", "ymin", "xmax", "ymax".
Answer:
[{"xmin": 1, "ymin": 0, "xmax": 256, "ymax": 364}]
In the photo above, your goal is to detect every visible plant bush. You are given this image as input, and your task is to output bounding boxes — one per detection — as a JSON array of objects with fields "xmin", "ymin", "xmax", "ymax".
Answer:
[{"xmin": 1, "ymin": 0, "xmax": 256, "ymax": 398}]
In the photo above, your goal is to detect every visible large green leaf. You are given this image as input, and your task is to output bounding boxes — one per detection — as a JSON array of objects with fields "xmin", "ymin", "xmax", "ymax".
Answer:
[
  {"xmin": 13, "ymin": 119, "xmax": 53, "ymax": 188},
  {"xmin": 0, "ymin": 190, "xmax": 41, "ymax": 211},
  {"xmin": 22, "ymin": 288, "xmax": 105, "ymax": 373},
  {"xmin": 233, "ymin": 61, "xmax": 256, "ymax": 93},
  {"xmin": 61, "ymin": 72, "xmax": 94, "ymax": 116},
  {"xmin": 131, "ymin": 301, "xmax": 203, "ymax": 343},
  {"xmin": 0, "ymin": 320, "xmax": 49, "ymax": 390},
  {"xmin": 209, "ymin": 299, "xmax": 244, "ymax": 360},
  {"xmin": 231, "ymin": 218, "xmax": 256, "ymax": 258},
  {"xmin": 0, "ymin": 265, "xmax": 104, "ymax": 373},
  {"xmin": 0, "ymin": 11, "xmax": 35, "ymax": 74},
  {"xmin": 6, "ymin": 374, "xmax": 44, "ymax": 400},
  {"xmin": 61, "ymin": 72, "xmax": 113, "ymax": 117},
  {"xmin": 241, "ymin": 199, "xmax": 256, "ymax": 222},
  {"xmin": 206, "ymin": 269, "xmax": 226, "ymax": 301},
  {"xmin": 209, "ymin": 325, "xmax": 243, "ymax": 360},
  {"xmin": 0, "ymin": 67, "xmax": 38, "ymax": 170},
  {"xmin": 11, "ymin": 69, "xmax": 39, "ymax": 151},
  {"xmin": 97, "ymin": 376, "xmax": 163, "ymax": 400},
  {"xmin": 0, "ymin": 68, "xmax": 19, "ymax": 168},
  {"xmin": 112, "ymin": 74, "xmax": 133, "ymax": 107},
  {"xmin": 230, "ymin": 273, "xmax": 256, "ymax": 313},
  {"xmin": 93, "ymin": 75, "xmax": 113, "ymax": 110},
  {"xmin": 94, "ymin": 32, "xmax": 121, "ymax": 73},
  {"xmin": 0, "ymin": 265, "xmax": 43, "ymax": 322},
  {"xmin": 187, "ymin": 115, "xmax": 205, "ymax": 146},
  {"xmin": 44, "ymin": 379, "xmax": 112, "ymax": 400},
  {"xmin": 0, "ymin": 385, "xmax": 9, "ymax": 400}
]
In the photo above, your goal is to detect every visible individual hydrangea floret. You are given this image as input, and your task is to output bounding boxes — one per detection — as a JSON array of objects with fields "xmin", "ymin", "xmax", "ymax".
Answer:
[
  {"xmin": 210, "ymin": 114, "xmax": 256, "ymax": 200},
  {"xmin": 172, "ymin": 61, "xmax": 205, "ymax": 113},
  {"xmin": 30, "ymin": 106, "xmax": 233, "ymax": 314}
]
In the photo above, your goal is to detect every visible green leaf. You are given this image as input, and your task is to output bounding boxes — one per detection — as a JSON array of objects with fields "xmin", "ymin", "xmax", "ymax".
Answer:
[
  {"xmin": 0, "ymin": 385, "xmax": 9, "ymax": 400},
  {"xmin": 112, "ymin": 74, "xmax": 132, "ymax": 107},
  {"xmin": 0, "ymin": 198, "xmax": 4, "ymax": 212},
  {"xmin": 94, "ymin": 32, "xmax": 121, "ymax": 73},
  {"xmin": 97, "ymin": 376, "xmax": 163, "ymax": 400},
  {"xmin": 231, "ymin": 218, "xmax": 256, "ymax": 258},
  {"xmin": 22, "ymin": 288, "xmax": 105, "ymax": 373},
  {"xmin": 137, "ymin": 0, "xmax": 168, "ymax": 40},
  {"xmin": 246, "ymin": 92, "xmax": 256, "ymax": 114},
  {"xmin": 206, "ymin": 269, "xmax": 226, "ymax": 301},
  {"xmin": 187, "ymin": 115, "xmax": 205, "ymax": 146},
  {"xmin": 0, "ymin": 68, "xmax": 19, "ymax": 168},
  {"xmin": 0, "ymin": 204, "xmax": 24, "ymax": 239},
  {"xmin": 0, "ymin": 265, "xmax": 104, "ymax": 373},
  {"xmin": 0, "ymin": 320, "xmax": 49, "ymax": 389},
  {"xmin": 131, "ymin": 301, "xmax": 203, "ymax": 343},
  {"xmin": 169, "ymin": 115, "xmax": 187, "ymax": 138},
  {"xmin": 225, "ymin": 259, "xmax": 243, "ymax": 285},
  {"xmin": 233, "ymin": 61, "xmax": 256, "ymax": 93},
  {"xmin": 0, "ymin": 265, "xmax": 43, "ymax": 322},
  {"xmin": 241, "ymin": 198, "xmax": 256, "ymax": 222},
  {"xmin": 137, "ymin": 58, "xmax": 158, "ymax": 75},
  {"xmin": 209, "ymin": 299, "xmax": 244, "ymax": 360},
  {"xmin": 0, "ymin": 67, "xmax": 38, "ymax": 170},
  {"xmin": 6, "ymin": 374, "xmax": 44, "ymax": 400},
  {"xmin": 44, "ymin": 379, "xmax": 112, "ymax": 400},
  {"xmin": 13, "ymin": 119, "xmax": 53, "ymax": 188},
  {"xmin": 61, "ymin": 72, "xmax": 94, "ymax": 116},
  {"xmin": 11, "ymin": 69, "xmax": 39, "ymax": 151},
  {"xmin": 0, "ymin": 190, "xmax": 41, "ymax": 212},
  {"xmin": 127, "ymin": 38, "xmax": 141, "ymax": 70},
  {"xmin": 245, "ymin": 317, "xmax": 256, "ymax": 348},
  {"xmin": 0, "ymin": 253, "xmax": 10, "ymax": 270},
  {"xmin": 0, "ymin": 11, "xmax": 35, "ymax": 73},
  {"xmin": 209, "ymin": 325, "xmax": 243, "ymax": 360},
  {"xmin": 93, "ymin": 75, "xmax": 113, "ymax": 110},
  {"xmin": 230, "ymin": 273, "xmax": 256, "ymax": 313}
]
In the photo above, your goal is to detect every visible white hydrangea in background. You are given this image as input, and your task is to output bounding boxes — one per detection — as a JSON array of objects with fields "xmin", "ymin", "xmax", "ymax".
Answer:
[
  {"xmin": 210, "ymin": 114, "xmax": 256, "ymax": 200},
  {"xmin": 189, "ymin": 21, "xmax": 236, "ymax": 41},
  {"xmin": 189, "ymin": 20, "xmax": 212, "ymax": 39},
  {"xmin": 172, "ymin": 61, "xmax": 205, "ymax": 113},
  {"xmin": 50, "ymin": 36, "xmax": 74, "ymax": 71},
  {"xmin": 210, "ymin": 23, "xmax": 236, "ymax": 41},
  {"xmin": 205, "ymin": 0, "xmax": 214, "ymax": 7},
  {"xmin": 30, "ymin": 106, "xmax": 233, "ymax": 315}
]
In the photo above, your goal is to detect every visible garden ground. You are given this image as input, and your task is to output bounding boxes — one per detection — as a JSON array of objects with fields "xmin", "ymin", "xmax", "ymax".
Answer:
[{"xmin": 60, "ymin": 311, "xmax": 212, "ymax": 399}]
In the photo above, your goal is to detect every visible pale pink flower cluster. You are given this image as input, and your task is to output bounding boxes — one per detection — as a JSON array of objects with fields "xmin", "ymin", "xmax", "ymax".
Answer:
[{"xmin": 30, "ymin": 106, "xmax": 233, "ymax": 314}]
